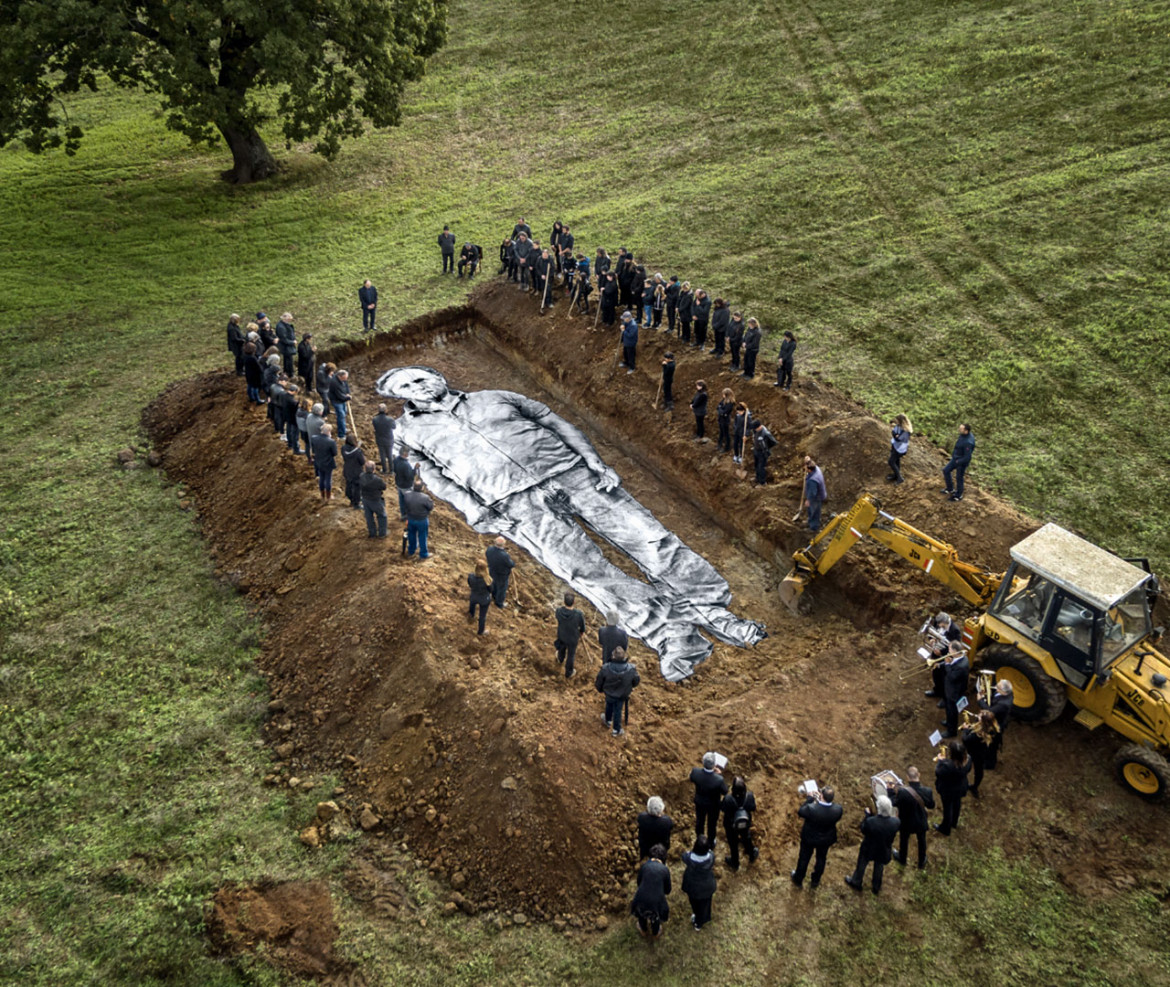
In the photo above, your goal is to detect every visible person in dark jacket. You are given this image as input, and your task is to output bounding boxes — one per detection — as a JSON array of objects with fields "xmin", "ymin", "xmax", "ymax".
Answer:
[
  {"xmin": 257, "ymin": 313, "xmax": 276, "ymax": 353},
  {"xmin": 275, "ymin": 312, "xmax": 297, "ymax": 376},
  {"xmin": 438, "ymin": 225, "xmax": 456, "ymax": 273},
  {"xmin": 620, "ymin": 312, "xmax": 639, "ymax": 372},
  {"xmin": 692, "ymin": 290, "xmax": 712, "ymax": 349},
  {"xmin": 457, "ymin": 243, "xmax": 479, "ymax": 278},
  {"xmin": 485, "ymin": 536, "xmax": 515, "ymax": 608},
  {"xmin": 682, "ymin": 836, "xmax": 717, "ymax": 931},
  {"xmin": 297, "ymin": 333, "xmax": 316, "ymax": 393},
  {"xmin": 227, "ymin": 314, "xmax": 245, "ymax": 375},
  {"xmin": 940, "ymin": 643, "xmax": 970, "ymax": 738},
  {"xmin": 690, "ymin": 753, "xmax": 728, "ymax": 845},
  {"xmin": 752, "ymin": 420, "xmax": 777, "ymax": 486},
  {"xmin": 305, "ymin": 402, "xmax": 325, "ymax": 469},
  {"xmin": 924, "ymin": 611, "xmax": 964, "ymax": 704},
  {"xmin": 282, "ymin": 383, "xmax": 301, "ymax": 453},
  {"xmin": 716, "ymin": 388, "xmax": 735, "ymax": 453},
  {"xmin": 722, "ymin": 776, "xmax": 759, "ymax": 871},
  {"xmin": 594, "ymin": 247, "xmax": 611, "ymax": 284},
  {"xmin": 662, "ymin": 275, "xmax": 680, "ymax": 334},
  {"xmin": 890, "ymin": 766, "xmax": 934, "ymax": 869},
  {"xmin": 295, "ymin": 395, "xmax": 311, "ymax": 460},
  {"xmin": 776, "ymin": 330, "xmax": 796, "ymax": 389},
  {"xmin": 393, "ymin": 449, "xmax": 417, "ymax": 520},
  {"xmin": 980, "ymin": 679, "xmax": 1013, "ymax": 769},
  {"xmin": 329, "ymin": 369, "xmax": 352, "ymax": 439},
  {"xmin": 358, "ymin": 462, "xmax": 388, "ymax": 538},
  {"xmin": 691, "ymin": 380, "xmax": 709, "ymax": 440},
  {"xmin": 310, "ymin": 424, "xmax": 338, "ymax": 499},
  {"xmin": 372, "ymin": 404, "xmax": 396, "ymax": 473},
  {"xmin": 341, "ymin": 433, "xmax": 366, "ymax": 508},
  {"xmin": 639, "ymin": 279, "xmax": 655, "ymax": 328},
  {"xmin": 742, "ymin": 318, "xmax": 762, "ymax": 379},
  {"xmin": 709, "ymin": 298, "xmax": 730, "ymax": 355},
  {"xmin": 498, "ymin": 238, "xmax": 515, "ymax": 277},
  {"xmin": 467, "ymin": 561, "xmax": 492, "ymax": 634},
  {"xmin": 933, "ymin": 740, "xmax": 972, "ymax": 835},
  {"xmin": 512, "ymin": 233, "xmax": 533, "ymax": 290},
  {"xmin": 803, "ymin": 457, "xmax": 827, "ymax": 532},
  {"xmin": 650, "ymin": 276, "xmax": 666, "ymax": 328},
  {"xmin": 511, "ymin": 217, "xmax": 532, "ymax": 240},
  {"xmin": 677, "ymin": 282, "xmax": 694, "ymax": 344},
  {"xmin": 595, "ymin": 646, "xmax": 639, "ymax": 737},
  {"xmin": 887, "ymin": 413, "xmax": 912, "ymax": 484},
  {"xmin": 659, "ymin": 352, "xmax": 676, "ymax": 410},
  {"xmin": 844, "ymin": 796, "xmax": 900, "ymax": 895},
  {"xmin": 599, "ymin": 273, "xmax": 619, "ymax": 327},
  {"xmin": 963, "ymin": 709, "xmax": 999, "ymax": 798},
  {"xmin": 402, "ymin": 479, "xmax": 434, "ymax": 559},
  {"xmin": 791, "ymin": 784, "xmax": 842, "ymax": 888},
  {"xmin": 630, "ymin": 844, "xmax": 671, "ymax": 939},
  {"xmin": 316, "ymin": 362, "xmax": 335, "ymax": 416},
  {"xmin": 637, "ymin": 797, "xmax": 675, "ymax": 859},
  {"xmin": 598, "ymin": 612, "xmax": 628, "ymax": 664},
  {"xmin": 243, "ymin": 343, "xmax": 264, "ymax": 404},
  {"xmin": 727, "ymin": 312, "xmax": 745, "ymax": 371},
  {"xmin": 732, "ymin": 403, "xmax": 748, "ymax": 465},
  {"xmin": 359, "ymin": 279, "xmax": 378, "ymax": 331},
  {"xmin": 942, "ymin": 424, "xmax": 975, "ymax": 501},
  {"xmin": 554, "ymin": 590, "xmax": 586, "ymax": 679}
]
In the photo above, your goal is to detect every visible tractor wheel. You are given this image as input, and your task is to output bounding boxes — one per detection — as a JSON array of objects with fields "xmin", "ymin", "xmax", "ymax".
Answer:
[
  {"xmin": 980, "ymin": 644, "xmax": 1067, "ymax": 725},
  {"xmin": 1113, "ymin": 745, "xmax": 1170, "ymax": 802}
]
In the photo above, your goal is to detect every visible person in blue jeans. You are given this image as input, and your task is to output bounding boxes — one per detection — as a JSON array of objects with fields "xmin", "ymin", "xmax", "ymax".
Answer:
[
  {"xmin": 804, "ymin": 458, "xmax": 827, "ymax": 532},
  {"xmin": 594, "ymin": 646, "xmax": 640, "ymax": 738},
  {"xmin": 330, "ymin": 369, "xmax": 352, "ymax": 439},
  {"xmin": 942, "ymin": 424, "xmax": 975, "ymax": 502},
  {"xmin": 402, "ymin": 479, "xmax": 433, "ymax": 558}
]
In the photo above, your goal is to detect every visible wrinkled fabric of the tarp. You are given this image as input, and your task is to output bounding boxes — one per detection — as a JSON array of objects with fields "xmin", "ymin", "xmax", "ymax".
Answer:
[{"xmin": 377, "ymin": 366, "xmax": 766, "ymax": 681}]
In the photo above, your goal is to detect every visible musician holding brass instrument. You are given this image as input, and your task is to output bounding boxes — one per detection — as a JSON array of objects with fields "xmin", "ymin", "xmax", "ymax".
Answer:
[
  {"xmin": 940, "ymin": 641, "xmax": 971, "ymax": 739},
  {"xmin": 922, "ymin": 611, "xmax": 963, "ymax": 707},
  {"xmin": 963, "ymin": 709, "xmax": 1000, "ymax": 798},
  {"xmin": 980, "ymin": 679, "xmax": 1014, "ymax": 769},
  {"xmin": 933, "ymin": 740, "xmax": 972, "ymax": 835},
  {"xmin": 889, "ymin": 766, "xmax": 935, "ymax": 870},
  {"xmin": 790, "ymin": 783, "xmax": 842, "ymax": 889}
]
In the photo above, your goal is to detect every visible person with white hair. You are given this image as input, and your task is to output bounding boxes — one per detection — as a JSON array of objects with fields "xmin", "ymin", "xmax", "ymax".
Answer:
[
  {"xmin": 637, "ymin": 796, "xmax": 675, "ymax": 860},
  {"xmin": 690, "ymin": 753, "xmax": 728, "ymax": 847},
  {"xmin": 845, "ymin": 794, "xmax": 900, "ymax": 895}
]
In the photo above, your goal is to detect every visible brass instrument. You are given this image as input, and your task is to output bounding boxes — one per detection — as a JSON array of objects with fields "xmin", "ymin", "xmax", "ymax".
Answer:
[{"xmin": 976, "ymin": 669, "xmax": 996, "ymax": 708}]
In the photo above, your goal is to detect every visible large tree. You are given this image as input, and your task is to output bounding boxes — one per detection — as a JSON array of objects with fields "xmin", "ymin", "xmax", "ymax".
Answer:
[{"xmin": 0, "ymin": 0, "xmax": 449, "ymax": 183}]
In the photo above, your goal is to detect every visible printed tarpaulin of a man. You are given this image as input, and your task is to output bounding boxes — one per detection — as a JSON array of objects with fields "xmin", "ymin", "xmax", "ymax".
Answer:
[{"xmin": 376, "ymin": 366, "xmax": 766, "ymax": 681}]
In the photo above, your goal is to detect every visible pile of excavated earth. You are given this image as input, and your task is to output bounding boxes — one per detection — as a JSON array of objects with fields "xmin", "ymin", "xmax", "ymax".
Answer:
[{"xmin": 147, "ymin": 282, "xmax": 1169, "ymax": 978}]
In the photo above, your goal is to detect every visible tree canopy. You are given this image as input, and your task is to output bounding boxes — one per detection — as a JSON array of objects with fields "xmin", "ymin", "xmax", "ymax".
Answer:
[{"xmin": 0, "ymin": 0, "xmax": 449, "ymax": 182}]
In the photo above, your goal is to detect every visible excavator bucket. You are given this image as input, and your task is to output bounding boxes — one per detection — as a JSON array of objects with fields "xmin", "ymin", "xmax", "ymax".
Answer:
[{"xmin": 779, "ymin": 570, "xmax": 809, "ymax": 614}]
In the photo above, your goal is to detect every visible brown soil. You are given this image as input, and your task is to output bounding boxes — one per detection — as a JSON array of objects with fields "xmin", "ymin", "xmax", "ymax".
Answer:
[{"xmin": 149, "ymin": 281, "xmax": 1169, "ymax": 974}]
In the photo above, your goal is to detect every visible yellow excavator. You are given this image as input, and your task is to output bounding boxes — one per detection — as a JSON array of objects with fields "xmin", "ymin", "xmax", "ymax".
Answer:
[{"xmin": 780, "ymin": 494, "xmax": 1170, "ymax": 801}]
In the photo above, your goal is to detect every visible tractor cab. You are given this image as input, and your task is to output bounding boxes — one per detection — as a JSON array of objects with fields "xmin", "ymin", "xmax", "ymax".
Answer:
[{"xmin": 988, "ymin": 524, "xmax": 1154, "ymax": 689}]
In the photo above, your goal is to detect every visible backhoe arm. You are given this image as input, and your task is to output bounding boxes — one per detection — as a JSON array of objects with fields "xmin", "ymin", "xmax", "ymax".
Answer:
[{"xmin": 779, "ymin": 493, "xmax": 1002, "ymax": 613}]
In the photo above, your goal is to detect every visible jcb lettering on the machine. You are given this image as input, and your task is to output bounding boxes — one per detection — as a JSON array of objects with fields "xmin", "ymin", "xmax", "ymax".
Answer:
[{"xmin": 909, "ymin": 549, "xmax": 921, "ymax": 561}]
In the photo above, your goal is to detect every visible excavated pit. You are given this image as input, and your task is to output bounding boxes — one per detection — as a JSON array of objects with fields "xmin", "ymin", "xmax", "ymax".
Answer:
[{"xmin": 148, "ymin": 282, "xmax": 1170, "ymax": 929}]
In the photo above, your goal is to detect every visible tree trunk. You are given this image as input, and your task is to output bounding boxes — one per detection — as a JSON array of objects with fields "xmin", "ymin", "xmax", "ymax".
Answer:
[{"xmin": 218, "ymin": 123, "xmax": 277, "ymax": 184}]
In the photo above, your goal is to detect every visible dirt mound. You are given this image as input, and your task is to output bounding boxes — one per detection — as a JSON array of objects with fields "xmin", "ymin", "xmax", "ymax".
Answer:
[
  {"xmin": 148, "ymin": 281, "xmax": 1168, "ymax": 932},
  {"xmin": 207, "ymin": 880, "xmax": 346, "ymax": 979}
]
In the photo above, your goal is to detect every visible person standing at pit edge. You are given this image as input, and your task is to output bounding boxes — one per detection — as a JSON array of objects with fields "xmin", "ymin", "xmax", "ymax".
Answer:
[
  {"xmin": 438, "ymin": 225, "xmax": 456, "ymax": 274},
  {"xmin": 402, "ymin": 478, "xmax": 434, "ymax": 559},
  {"xmin": 554, "ymin": 590, "xmax": 586, "ymax": 680},
  {"xmin": 660, "ymin": 352, "xmax": 676, "ymax": 411},
  {"xmin": 359, "ymin": 461, "xmax": 388, "ymax": 539},
  {"xmin": 485, "ymin": 536, "xmax": 515, "ymax": 609},
  {"xmin": 467, "ymin": 561, "xmax": 491, "ymax": 635},
  {"xmin": 359, "ymin": 279, "xmax": 378, "ymax": 332},
  {"xmin": 803, "ymin": 457, "xmax": 827, "ymax": 532},
  {"xmin": 393, "ymin": 449, "xmax": 416, "ymax": 520},
  {"xmin": 372, "ymin": 404, "xmax": 397, "ymax": 474},
  {"xmin": 595, "ymin": 645, "xmax": 639, "ymax": 737},
  {"xmin": 690, "ymin": 752, "xmax": 728, "ymax": 848},
  {"xmin": 691, "ymin": 380, "xmax": 709, "ymax": 441},
  {"xmin": 598, "ymin": 611, "xmax": 628, "ymax": 664},
  {"xmin": 776, "ymin": 330, "xmax": 796, "ymax": 390},
  {"xmin": 942, "ymin": 423, "xmax": 975, "ymax": 502},
  {"xmin": 790, "ymin": 784, "xmax": 842, "ymax": 889},
  {"xmin": 887, "ymin": 413, "xmax": 912, "ymax": 484},
  {"xmin": 227, "ymin": 313, "xmax": 245, "ymax": 375}
]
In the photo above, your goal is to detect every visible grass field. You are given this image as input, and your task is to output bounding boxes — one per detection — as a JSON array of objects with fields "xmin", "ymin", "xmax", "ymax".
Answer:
[{"xmin": 2, "ymin": 0, "xmax": 1169, "ymax": 983}]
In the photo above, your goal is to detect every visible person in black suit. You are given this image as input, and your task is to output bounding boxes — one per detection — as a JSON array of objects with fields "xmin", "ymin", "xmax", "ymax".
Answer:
[
  {"xmin": 845, "ymin": 796, "xmax": 900, "ymax": 895},
  {"xmin": 485, "ymin": 536, "xmax": 515, "ymax": 609},
  {"xmin": 359, "ymin": 279, "xmax": 378, "ymax": 331},
  {"xmin": 690, "ymin": 753, "xmax": 728, "ymax": 846},
  {"xmin": 721, "ymin": 776, "xmax": 759, "ymax": 870},
  {"xmin": 227, "ymin": 314, "xmax": 245, "ymax": 375},
  {"xmin": 630, "ymin": 844, "xmax": 671, "ymax": 939},
  {"xmin": 981, "ymin": 679, "xmax": 1013, "ymax": 769},
  {"xmin": 637, "ymin": 797, "xmax": 675, "ymax": 860},
  {"xmin": 890, "ymin": 766, "xmax": 934, "ymax": 869},
  {"xmin": 554, "ymin": 591, "xmax": 586, "ymax": 680},
  {"xmin": 438, "ymin": 225, "xmax": 456, "ymax": 273},
  {"xmin": 924, "ymin": 611, "xmax": 964, "ymax": 706},
  {"xmin": 941, "ymin": 643, "xmax": 970, "ymax": 738},
  {"xmin": 934, "ymin": 740, "xmax": 972, "ymax": 835},
  {"xmin": 790, "ymin": 785, "xmax": 842, "ymax": 888},
  {"xmin": 681, "ymin": 836, "xmax": 718, "ymax": 932},
  {"xmin": 963, "ymin": 709, "xmax": 999, "ymax": 798},
  {"xmin": 598, "ymin": 611, "xmax": 628, "ymax": 664},
  {"xmin": 466, "ymin": 561, "xmax": 491, "ymax": 635}
]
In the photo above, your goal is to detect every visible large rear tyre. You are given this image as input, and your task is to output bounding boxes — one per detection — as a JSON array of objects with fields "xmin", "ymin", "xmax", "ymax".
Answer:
[
  {"xmin": 979, "ymin": 644, "xmax": 1067, "ymax": 725},
  {"xmin": 1113, "ymin": 745, "xmax": 1170, "ymax": 802}
]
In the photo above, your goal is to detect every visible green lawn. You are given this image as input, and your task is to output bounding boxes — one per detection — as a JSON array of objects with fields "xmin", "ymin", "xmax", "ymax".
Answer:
[{"xmin": 2, "ymin": 0, "xmax": 1169, "ymax": 983}]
